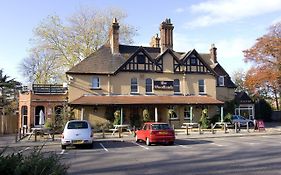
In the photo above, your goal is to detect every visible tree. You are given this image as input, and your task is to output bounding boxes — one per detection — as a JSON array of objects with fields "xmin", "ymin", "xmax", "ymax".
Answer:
[
  {"xmin": 20, "ymin": 7, "xmax": 137, "ymax": 83},
  {"xmin": 243, "ymin": 21, "xmax": 281, "ymax": 110},
  {"xmin": 0, "ymin": 69, "xmax": 21, "ymax": 115},
  {"xmin": 232, "ymin": 69, "xmax": 248, "ymax": 93}
]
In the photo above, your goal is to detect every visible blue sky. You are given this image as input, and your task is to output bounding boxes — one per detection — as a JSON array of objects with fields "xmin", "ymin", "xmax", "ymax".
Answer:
[{"xmin": 1, "ymin": 0, "xmax": 281, "ymax": 83}]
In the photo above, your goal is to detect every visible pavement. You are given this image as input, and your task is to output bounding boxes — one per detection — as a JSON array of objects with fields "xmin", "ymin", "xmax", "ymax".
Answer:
[{"xmin": 1, "ymin": 122, "xmax": 281, "ymax": 148}]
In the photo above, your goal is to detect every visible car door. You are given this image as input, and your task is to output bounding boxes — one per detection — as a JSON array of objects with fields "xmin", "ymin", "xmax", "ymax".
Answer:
[
  {"xmin": 144, "ymin": 124, "xmax": 151, "ymax": 139},
  {"xmin": 137, "ymin": 124, "xmax": 147, "ymax": 141}
]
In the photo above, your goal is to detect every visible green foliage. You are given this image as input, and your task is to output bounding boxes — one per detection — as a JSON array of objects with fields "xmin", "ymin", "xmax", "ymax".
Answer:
[
  {"xmin": 0, "ymin": 147, "xmax": 68, "ymax": 175},
  {"xmin": 113, "ymin": 110, "xmax": 121, "ymax": 125},
  {"xmin": 223, "ymin": 113, "xmax": 232, "ymax": 122},
  {"xmin": 143, "ymin": 108, "xmax": 151, "ymax": 122},
  {"xmin": 255, "ymin": 98, "xmax": 273, "ymax": 122},
  {"xmin": 199, "ymin": 108, "xmax": 209, "ymax": 129}
]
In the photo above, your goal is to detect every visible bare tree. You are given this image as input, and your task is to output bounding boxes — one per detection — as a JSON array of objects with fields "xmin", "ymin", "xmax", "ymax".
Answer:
[{"xmin": 20, "ymin": 7, "xmax": 137, "ymax": 83}]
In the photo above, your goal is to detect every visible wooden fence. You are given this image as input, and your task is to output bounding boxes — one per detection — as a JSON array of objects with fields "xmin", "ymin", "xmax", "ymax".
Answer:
[{"xmin": 0, "ymin": 115, "xmax": 18, "ymax": 134}]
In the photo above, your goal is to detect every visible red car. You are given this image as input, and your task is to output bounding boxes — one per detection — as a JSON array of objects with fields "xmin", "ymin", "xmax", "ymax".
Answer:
[{"xmin": 135, "ymin": 122, "xmax": 175, "ymax": 145}]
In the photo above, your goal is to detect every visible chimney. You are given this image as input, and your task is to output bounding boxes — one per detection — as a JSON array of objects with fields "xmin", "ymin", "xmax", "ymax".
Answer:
[
  {"xmin": 109, "ymin": 18, "xmax": 120, "ymax": 54},
  {"xmin": 149, "ymin": 34, "xmax": 160, "ymax": 48},
  {"xmin": 210, "ymin": 44, "xmax": 217, "ymax": 63},
  {"xmin": 160, "ymin": 18, "xmax": 174, "ymax": 53}
]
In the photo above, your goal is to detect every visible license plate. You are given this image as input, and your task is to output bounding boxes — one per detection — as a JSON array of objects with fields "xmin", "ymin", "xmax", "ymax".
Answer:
[
  {"xmin": 72, "ymin": 140, "xmax": 83, "ymax": 144},
  {"xmin": 159, "ymin": 132, "xmax": 167, "ymax": 135}
]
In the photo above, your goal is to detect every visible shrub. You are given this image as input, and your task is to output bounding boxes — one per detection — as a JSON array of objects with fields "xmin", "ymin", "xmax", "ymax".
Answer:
[
  {"xmin": 199, "ymin": 108, "xmax": 209, "ymax": 129},
  {"xmin": 0, "ymin": 147, "xmax": 69, "ymax": 175},
  {"xmin": 255, "ymin": 98, "xmax": 273, "ymax": 122}
]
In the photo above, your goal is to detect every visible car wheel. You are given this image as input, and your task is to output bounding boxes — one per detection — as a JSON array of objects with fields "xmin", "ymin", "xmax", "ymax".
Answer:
[
  {"xmin": 248, "ymin": 122, "xmax": 254, "ymax": 127},
  {"xmin": 135, "ymin": 135, "xmax": 139, "ymax": 142},
  {"xmin": 61, "ymin": 145, "xmax": 66, "ymax": 149},
  {"xmin": 146, "ymin": 138, "xmax": 150, "ymax": 146}
]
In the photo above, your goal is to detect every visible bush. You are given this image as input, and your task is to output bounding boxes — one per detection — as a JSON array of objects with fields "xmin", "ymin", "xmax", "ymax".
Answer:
[
  {"xmin": 0, "ymin": 147, "xmax": 69, "ymax": 175},
  {"xmin": 255, "ymin": 98, "xmax": 273, "ymax": 122},
  {"xmin": 199, "ymin": 109, "xmax": 209, "ymax": 129}
]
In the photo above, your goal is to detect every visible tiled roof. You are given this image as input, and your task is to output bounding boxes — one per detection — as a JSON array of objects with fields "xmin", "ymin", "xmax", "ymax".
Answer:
[{"xmin": 69, "ymin": 95, "xmax": 224, "ymax": 105}]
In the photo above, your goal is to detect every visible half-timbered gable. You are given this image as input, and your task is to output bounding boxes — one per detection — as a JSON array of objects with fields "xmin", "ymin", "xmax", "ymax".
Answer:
[
  {"xmin": 179, "ymin": 49, "xmax": 216, "ymax": 75},
  {"xmin": 117, "ymin": 47, "xmax": 159, "ymax": 73}
]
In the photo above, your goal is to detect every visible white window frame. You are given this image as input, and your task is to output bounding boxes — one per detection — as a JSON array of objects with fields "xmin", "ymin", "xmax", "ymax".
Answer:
[
  {"xmin": 218, "ymin": 76, "xmax": 225, "ymax": 86},
  {"xmin": 131, "ymin": 78, "xmax": 138, "ymax": 93},
  {"xmin": 198, "ymin": 79, "xmax": 206, "ymax": 95},
  {"xmin": 92, "ymin": 77, "xmax": 100, "ymax": 89}
]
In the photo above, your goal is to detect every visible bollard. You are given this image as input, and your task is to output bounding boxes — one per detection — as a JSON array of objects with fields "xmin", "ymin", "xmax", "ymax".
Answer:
[
  {"xmin": 19, "ymin": 128, "xmax": 22, "ymax": 140},
  {"xmin": 34, "ymin": 130, "xmax": 37, "ymax": 142},
  {"xmin": 102, "ymin": 128, "xmax": 105, "ymax": 138},
  {"xmin": 211, "ymin": 123, "xmax": 215, "ymax": 134},
  {"xmin": 118, "ymin": 127, "xmax": 122, "ymax": 138},
  {"xmin": 52, "ymin": 130, "xmax": 55, "ymax": 141},
  {"xmin": 247, "ymin": 122, "xmax": 249, "ymax": 132},
  {"xmin": 23, "ymin": 127, "xmax": 25, "ymax": 137},
  {"xmin": 224, "ymin": 123, "xmax": 227, "ymax": 134},
  {"xmin": 198, "ymin": 124, "xmax": 202, "ymax": 135},
  {"xmin": 186, "ymin": 125, "xmax": 189, "ymax": 135},
  {"xmin": 15, "ymin": 129, "xmax": 18, "ymax": 143},
  {"xmin": 235, "ymin": 122, "xmax": 238, "ymax": 133}
]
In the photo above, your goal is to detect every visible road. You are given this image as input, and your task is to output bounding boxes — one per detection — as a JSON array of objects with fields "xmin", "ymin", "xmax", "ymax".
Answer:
[{"xmin": 2, "ymin": 135, "xmax": 281, "ymax": 175}]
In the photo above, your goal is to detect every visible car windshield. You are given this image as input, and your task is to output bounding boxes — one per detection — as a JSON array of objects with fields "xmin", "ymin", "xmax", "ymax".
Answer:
[
  {"xmin": 67, "ymin": 121, "xmax": 88, "ymax": 129},
  {"xmin": 151, "ymin": 124, "xmax": 171, "ymax": 130}
]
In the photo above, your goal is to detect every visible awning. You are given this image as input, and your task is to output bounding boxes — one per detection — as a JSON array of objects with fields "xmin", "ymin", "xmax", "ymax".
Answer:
[{"xmin": 69, "ymin": 95, "xmax": 224, "ymax": 105}]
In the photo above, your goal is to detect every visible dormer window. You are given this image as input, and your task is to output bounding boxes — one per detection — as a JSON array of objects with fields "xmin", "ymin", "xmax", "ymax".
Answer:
[{"xmin": 218, "ymin": 76, "xmax": 225, "ymax": 86}]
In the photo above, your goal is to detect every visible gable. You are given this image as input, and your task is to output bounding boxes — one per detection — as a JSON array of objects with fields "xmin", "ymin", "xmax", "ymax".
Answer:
[
  {"xmin": 155, "ymin": 48, "xmax": 181, "ymax": 73},
  {"xmin": 117, "ymin": 47, "xmax": 161, "ymax": 73},
  {"xmin": 177, "ymin": 49, "xmax": 216, "ymax": 75}
]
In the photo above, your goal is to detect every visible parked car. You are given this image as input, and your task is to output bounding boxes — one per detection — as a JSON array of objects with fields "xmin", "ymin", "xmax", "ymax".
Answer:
[
  {"xmin": 231, "ymin": 115, "xmax": 254, "ymax": 127},
  {"xmin": 135, "ymin": 122, "xmax": 175, "ymax": 146},
  {"xmin": 61, "ymin": 120, "xmax": 93, "ymax": 149}
]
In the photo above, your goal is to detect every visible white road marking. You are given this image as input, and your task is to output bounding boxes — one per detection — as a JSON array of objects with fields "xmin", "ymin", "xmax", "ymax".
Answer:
[
  {"xmin": 211, "ymin": 143, "xmax": 224, "ymax": 147},
  {"xmin": 18, "ymin": 147, "xmax": 30, "ymax": 153},
  {"xmin": 99, "ymin": 143, "xmax": 109, "ymax": 152},
  {"xmin": 58, "ymin": 149, "xmax": 67, "ymax": 155},
  {"xmin": 132, "ymin": 141, "xmax": 149, "ymax": 150}
]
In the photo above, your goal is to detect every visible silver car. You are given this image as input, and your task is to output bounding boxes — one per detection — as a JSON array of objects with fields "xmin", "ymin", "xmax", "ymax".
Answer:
[
  {"xmin": 61, "ymin": 120, "xmax": 93, "ymax": 149},
  {"xmin": 231, "ymin": 115, "xmax": 254, "ymax": 127}
]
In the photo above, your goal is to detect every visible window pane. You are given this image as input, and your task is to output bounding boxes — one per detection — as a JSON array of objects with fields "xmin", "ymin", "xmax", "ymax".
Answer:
[
  {"xmin": 146, "ymin": 78, "xmax": 152, "ymax": 93},
  {"xmin": 131, "ymin": 78, "xmax": 138, "ymax": 93},
  {"xmin": 219, "ymin": 76, "xmax": 224, "ymax": 86},
  {"xmin": 173, "ymin": 79, "xmax": 180, "ymax": 92},
  {"xmin": 92, "ymin": 77, "xmax": 100, "ymax": 88},
  {"xmin": 198, "ymin": 80, "xmax": 205, "ymax": 94}
]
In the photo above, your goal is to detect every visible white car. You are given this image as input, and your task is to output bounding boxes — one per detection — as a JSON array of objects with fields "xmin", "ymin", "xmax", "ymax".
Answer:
[
  {"xmin": 231, "ymin": 115, "xmax": 254, "ymax": 127},
  {"xmin": 61, "ymin": 120, "xmax": 93, "ymax": 149}
]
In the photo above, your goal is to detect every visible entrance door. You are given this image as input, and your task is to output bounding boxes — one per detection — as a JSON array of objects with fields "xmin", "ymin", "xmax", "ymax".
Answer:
[{"xmin": 34, "ymin": 106, "xmax": 44, "ymax": 127}]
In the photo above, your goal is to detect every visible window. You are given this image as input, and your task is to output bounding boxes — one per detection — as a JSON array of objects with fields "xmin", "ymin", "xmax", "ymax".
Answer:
[
  {"xmin": 173, "ymin": 79, "xmax": 180, "ymax": 93},
  {"xmin": 190, "ymin": 55, "xmax": 197, "ymax": 65},
  {"xmin": 218, "ymin": 76, "xmax": 224, "ymax": 86},
  {"xmin": 21, "ymin": 106, "xmax": 28, "ymax": 126},
  {"xmin": 137, "ymin": 54, "xmax": 145, "ymax": 64},
  {"xmin": 131, "ymin": 78, "xmax": 138, "ymax": 93},
  {"xmin": 145, "ymin": 78, "xmax": 153, "ymax": 93},
  {"xmin": 92, "ymin": 77, "xmax": 100, "ymax": 89},
  {"xmin": 184, "ymin": 106, "xmax": 190, "ymax": 120},
  {"xmin": 198, "ymin": 79, "xmax": 206, "ymax": 94}
]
